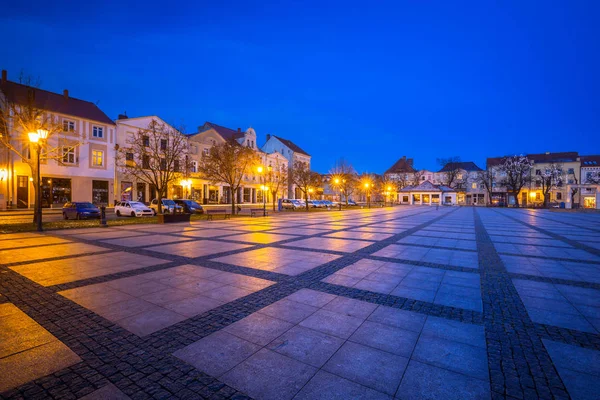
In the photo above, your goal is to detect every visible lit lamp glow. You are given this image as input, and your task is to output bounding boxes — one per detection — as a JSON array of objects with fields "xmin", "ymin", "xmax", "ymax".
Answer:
[{"xmin": 0, "ymin": 168, "xmax": 7, "ymax": 181}]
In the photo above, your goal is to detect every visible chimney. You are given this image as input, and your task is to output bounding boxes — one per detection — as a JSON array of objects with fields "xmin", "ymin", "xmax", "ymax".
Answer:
[
  {"xmin": 408, "ymin": 158, "xmax": 414, "ymax": 167},
  {"xmin": 63, "ymin": 89, "xmax": 69, "ymax": 100},
  {"xmin": 237, "ymin": 128, "xmax": 241, "ymax": 133},
  {"xmin": 266, "ymin": 134, "xmax": 271, "ymax": 141},
  {"xmin": 117, "ymin": 113, "xmax": 128, "ymax": 120},
  {"xmin": 401, "ymin": 156, "xmax": 406, "ymax": 161},
  {"xmin": 1, "ymin": 70, "xmax": 6, "ymax": 85}
]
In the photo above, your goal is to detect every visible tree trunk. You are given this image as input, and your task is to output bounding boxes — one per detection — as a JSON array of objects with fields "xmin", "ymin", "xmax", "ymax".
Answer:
[
  {"xmin": 272, "ymin": 194, "xmax": 276, "ymax": 211},
  {"xmin": 231, "ymin": 187, "xmax": 236, "ymax": 215},
  {"xmin": 157, "ymin": 188, "xmax": 163, "ymax": 214},
  {"xmin": 514, "ymin": 191, "xmax": 520, "ymax": 208},
  {"xmin": 305, "ymin": 191, "xmax": 309, "ymax": 211}
]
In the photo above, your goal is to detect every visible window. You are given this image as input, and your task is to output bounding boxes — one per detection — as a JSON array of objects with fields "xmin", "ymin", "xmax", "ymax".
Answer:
[
  {"xmin": 92, "ymin": 126, "xmax": 104, "ymax": 138},
  {"xmin": 63, "ymin": 120, "xmax": 75, "ymax": 132},
  {"xmin": 568, "ymin": 168, "xmax": 574, "ymax": 175},
  {"xmin": 143, "ymin": 136, "xmax": 150, "ymax": 146},
  {"xmin": 125, "ymin": 152, "xmax": 134, "ymax": 167},
  {"xmin": 62, "ymin": 147, "xmax": 75, "ymax": 164},
  {"xmin": 160, "ymin": 158, "xmax": 167, "ymax": 171},
  {"xmin": 92, "ymin": 180, "xmax": 109, "ymax": 205},
  {"xmin": 556, "ymin": 192, "xmax": 562, "ymax": 200},
  {"xmin": 174, "ymin": 159, "xmax": 180, "ymax": 172},
  {"xmin": 191, "ymin": 161, "xmax": 198, "ymax": 173},
  {"xmin": 203, "ymin": 148, "xmax": 209, "ymax": 156},
  {"xmin": 536, "ymin": 192, "xmax": 541, "ymax": 200},
  {"xmin": 142, "ymin": 155, "xmax": 150, "ymax": 169},
  {"xmin": 92, "ymin": 150, "xmax": 104, "ymax": 166},
  {"xmin": 160, "ymin": 139, "xmax": 167, "ymax": 151},
  {"xmin": 535, "ymin": 169, "xmax": 541, "ymax": 175},
  {"xmin": 457, "ymin": 173, "xmax": 463, "ymax": 180},
  {"xmin": 471, "ymin": 183, "xmax": 477, "ymax": 189}
]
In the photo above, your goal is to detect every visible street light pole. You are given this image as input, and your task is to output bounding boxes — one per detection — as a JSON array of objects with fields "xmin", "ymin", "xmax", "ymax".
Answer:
[
  {"xmin": 36, "ymin": 142, "xmax": 42, "ymax": 231},
  {"xmin": 263, "ymin": 185, "xmax": 266, "ymax": 217}
]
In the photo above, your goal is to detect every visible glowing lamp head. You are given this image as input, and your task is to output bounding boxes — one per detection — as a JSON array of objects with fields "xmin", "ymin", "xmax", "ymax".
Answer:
[
  {"xmin": 334, "ymin": 178, "xmax": 340, "ymax": 184},
  {"xmin": 257, "ymin": 166, "xmax": 263, "ymax": 173},
  {"xmin": 387, "ymin": 186, "xmax": 392, "ymax": 191},
  {"xmin": 28, "ymin": 132, "xmax": 40, "ymax": 143},
  {"xmin": 37, "ymin": 129, "xmax": 49, "ymax": 140}
]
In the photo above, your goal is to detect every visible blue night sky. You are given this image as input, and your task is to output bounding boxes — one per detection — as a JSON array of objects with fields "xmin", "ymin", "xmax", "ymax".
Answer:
[{"xmin": 3, "ymin": 1, "xmax": 599, "ymax": 173}]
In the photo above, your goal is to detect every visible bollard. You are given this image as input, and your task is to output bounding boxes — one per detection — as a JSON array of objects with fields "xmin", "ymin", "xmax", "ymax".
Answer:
[{"xmin": 100, "ymin": 206, "xmax": 108, "ymax": 227}]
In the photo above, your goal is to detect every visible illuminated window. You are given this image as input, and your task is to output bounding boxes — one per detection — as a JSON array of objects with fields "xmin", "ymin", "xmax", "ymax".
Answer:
[
  {"xmin": 92, "ymin": 150, "xmax": 104, "ymax": 166},
  {"xmin": 471, "ymin": 182, "xmax": 477, "ymax": 189}
]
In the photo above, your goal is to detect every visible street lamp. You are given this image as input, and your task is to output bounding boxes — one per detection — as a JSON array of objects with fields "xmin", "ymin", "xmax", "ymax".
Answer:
[
  {"xmin": 28, "ymin": 128, "xmax": 48, "ymax": 231},
  {"xmin": 261, "ymin": 185, "xmax": 268, "ymax": 216},
  {"xmin": 387, "ymin": 185, "xmax": 392, "ymax": 207},
  {"xmin": 364, "ymin": 183, "xmax": 370, "ymax": 208},
  {"xmin": 334, "ymin": 177, "xmax": 342, "ymax": 211}
]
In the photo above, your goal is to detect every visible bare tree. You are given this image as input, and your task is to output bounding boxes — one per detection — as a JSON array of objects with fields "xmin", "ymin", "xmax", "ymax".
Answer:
[
  {"xmin": 570, "ymin": 173, "xmax": 579, "ymax": 208},
  {"xmin": 585, "ymin": 171, "xmax": 600, "ymax": 184},
  {"xmin": 536, "ymin": 163, "xmax": 564, "ymax": 208},
  {"xmin": 379, "ymin": 176, "xmax": 397, "ymax": 204},
  {"xmin": 291, "ymin": 161, "xmax": 322, "ymax": 211},
  {"xmin": 197, "ymin": 137, "xmax": 259, "ymax": 215},
  {"xmin": 437, "ymin": 157, "xmax": 462, "ymax": 188},
  {"xmin": 393, "ymin": 173, "xmax": 411, "ymax": 190},
  {"xmin": 0, "ymin": 76, "xmax": 83, "ymax": 221},
  {"xmin": 498, "ymin": 155, "xmax": 533, "ymax": 208},
  {"xmin": 264, "ymin": 158, "xmax": 288, "ymax": 211},
  {"xmin": 476, "ymin": 169, "xmax": 496, "ymax": 206},
  {"xmin": 412, "ymin": 170, "xmax": 425, "ymax": 186},
  {"xmin": 117, "ymin": 119, "xmax": 189, "ymax": 214},
  {"xmin": 329, "ymin": 158, "xmax": 358, "ymax": 205}
]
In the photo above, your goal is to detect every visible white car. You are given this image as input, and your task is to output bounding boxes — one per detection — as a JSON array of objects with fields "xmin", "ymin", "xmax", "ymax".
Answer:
[
  {"xmin": 115, "ymin": 201, "xmax": 154, "ymax": 217},
  {"xmin": 149, "ymin": 198, "xmax": 183, "ymax": 215},
  {"xmin": 282, "ymin": 199, "xmax": 303, "ymax": 209}
]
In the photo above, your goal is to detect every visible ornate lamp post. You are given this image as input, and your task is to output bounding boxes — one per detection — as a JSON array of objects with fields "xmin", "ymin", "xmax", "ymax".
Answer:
[
  {"xmin": 28, "ymin": 129, "xmax": 49, "ymax": 231},
  {"xmin": 364, "ymin": 183, "xmax": 370, "ymax": 208},
  {"xmin": 261, "ymin": 185, "xmax": 267, "ymax": 216}
]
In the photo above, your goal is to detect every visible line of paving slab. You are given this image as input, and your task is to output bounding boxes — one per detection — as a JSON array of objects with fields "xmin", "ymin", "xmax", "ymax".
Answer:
[
  {"xmin": 473, "ymin": 208, "xmax": 569, "ymax": 400},
  {"xmin": 0, "ymin": 207, "xmax": 441, "ymax": 399},
  {"xmin": 40, "ymin": 208, "xmax": 435, "ymax": 292},
  {"xmin": 514, "ymin": 209, "xmax": 600, "ymax": 233},
  {"xmin": 491, "ymin": 209, "xmax": 600, "ymax": 259}
]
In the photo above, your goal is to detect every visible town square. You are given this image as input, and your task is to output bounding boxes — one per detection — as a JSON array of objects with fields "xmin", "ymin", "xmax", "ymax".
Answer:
[{"xmin": 2, "ymin": 1, "xmax": 600, "ymax": 399}]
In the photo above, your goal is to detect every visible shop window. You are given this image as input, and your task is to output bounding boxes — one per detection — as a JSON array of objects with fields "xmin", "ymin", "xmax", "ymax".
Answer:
[{"xmin": 92, "ymin": 180, "xmax": 109, "ymax": 205}]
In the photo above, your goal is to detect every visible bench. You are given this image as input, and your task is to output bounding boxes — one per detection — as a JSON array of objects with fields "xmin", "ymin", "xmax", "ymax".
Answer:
[
  {"xmin": 206, "ymin": 209, "xmax": 231, "ymax": 220},
  {"xmin": 250, "ymin": 208, "xmax": 268, "ymax": 217}
]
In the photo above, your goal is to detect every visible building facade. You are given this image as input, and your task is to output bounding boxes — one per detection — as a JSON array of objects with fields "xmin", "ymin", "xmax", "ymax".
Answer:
[
  {"xmin": 262, "ymin": 134, "xmax": 311, "ymax": 199},
  {"xmin": 0, "ymin": 70, "xmax": 116, "ymax": 209}
]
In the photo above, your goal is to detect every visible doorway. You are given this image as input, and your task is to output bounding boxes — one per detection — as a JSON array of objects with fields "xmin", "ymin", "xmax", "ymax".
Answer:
[{"xmin": 17, "ymin": 175, "xmax": 29, "ymax": 208}]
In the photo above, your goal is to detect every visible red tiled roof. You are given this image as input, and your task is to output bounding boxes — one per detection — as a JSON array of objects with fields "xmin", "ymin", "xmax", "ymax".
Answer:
[
  {"xmin": 0, "ymin": 80, "xmax": 115, "ymax": 125},
  {"xmin": 199, "ymin": 122, "xmax": 245, "ymax": 141},
  {"xmin": 385, "ymin": 156, "xmax": 416, "ymax": 174},
  {"xmin": 272, "ymin": 135, "xmax": 310, "ymax": 156}
]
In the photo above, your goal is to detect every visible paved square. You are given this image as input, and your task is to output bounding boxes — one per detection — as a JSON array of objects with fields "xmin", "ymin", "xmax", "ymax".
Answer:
[{"xmin": 1, "ymin": 207, "xmax": 599, "ymax": 399}]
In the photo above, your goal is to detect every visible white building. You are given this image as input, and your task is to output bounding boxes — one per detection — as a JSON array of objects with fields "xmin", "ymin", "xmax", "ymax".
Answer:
[
  {"xmin": 399, "ymin": 181, "xmax": 457, "ymax": 205},
  {"xmin": 0, "ymin": 70, "xmax": 116, "ymax": 209},
  {"xmin": 262, "ymin": 134, "xmax": 311, "ymax": 199}
]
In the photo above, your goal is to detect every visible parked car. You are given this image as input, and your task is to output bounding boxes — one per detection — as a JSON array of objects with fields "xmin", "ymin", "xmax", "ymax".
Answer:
[
  {"xmin": 149, "ymin": 198, "xmax": 183, "ymax": 215},
  {"xmin": 322, "ymin": 200, "xmax": 334, "ymax": 207},
  {"xmin": 62, "ymin": 202, "xmax": 101, "ymax": 220},
  {"xmin": 306, "ymin": 200, "xmax": 320, "ymax": 208},
  {"xmin": 346, "ymin": 200, "xmax": 358, "ymax": 206},
  {"xmin": 115, "ymin": 201, "xmax": 154, "ymax": 217},
  {"xmin": 174, "ymin": 199, "xmax": 204, "ymax": 214},
  {"xmin": 282, "ymin": 199, "xmax": 302, "ymax": 209}
]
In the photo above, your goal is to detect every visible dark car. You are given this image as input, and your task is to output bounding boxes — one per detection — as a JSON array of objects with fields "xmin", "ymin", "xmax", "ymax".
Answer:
[
  {"xmin": 174, "ymin": 199, "xmax": 204, "ymax": 214},
  {"xmin": 62, "ymin": 202, "xmax": 101, "ymax": 220}
]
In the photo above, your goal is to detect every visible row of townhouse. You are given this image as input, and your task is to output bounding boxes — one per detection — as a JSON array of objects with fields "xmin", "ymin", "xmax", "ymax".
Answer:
[
  {"xmin": 384, "ymin": 156, "xmax": 488, "ymax": 206},
  {"xmin": 0, "ymin": 71, "xmax": 310, "ymax": 209},
  {"xmin": 383, "ymin": 153, "xmax": 600, "ymax": 208}
]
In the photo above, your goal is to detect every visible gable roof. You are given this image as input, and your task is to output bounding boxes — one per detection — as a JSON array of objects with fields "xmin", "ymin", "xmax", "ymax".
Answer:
[
  {"xmin": 199, "ymin": 122, "xmax": 245, "ymax": 141},
  {"xmin": 1, "ymin": 80, "xmax": 115, "ymax": 125},
  {"xmin": 438, "ymin": 161, "xmax": 483, "ymax": 173},
  {"xmin": 487, "ymin": 152, "xmax": 579, "ymax": 168},
  {"xmin": 400, "ymin": 180, "xmax": 455, "ymax": 192},
  {"xmin": 272, "ymin": 135, "xmax": 310, "ymax": 156},
  {"xmin": 385, "ymin": 156, "xmax": 416, "ymax": 174}
]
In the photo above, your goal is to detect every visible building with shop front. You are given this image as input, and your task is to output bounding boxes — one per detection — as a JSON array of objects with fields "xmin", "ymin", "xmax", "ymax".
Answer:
[
  {"xmin": 437, "ymin": 161, "xmax": 486, "ymax": 205},
  {"xmin": 0, "ymin": 70, "xmax": 116, "ymax": 209},
  {"xmin": 398, "ymin": 181, "xmax": 457, "ymax": 205}
]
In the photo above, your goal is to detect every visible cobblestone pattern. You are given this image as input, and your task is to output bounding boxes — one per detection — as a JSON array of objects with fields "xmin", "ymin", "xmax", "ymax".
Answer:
[
  {"xmin": 507, "ymin": 272, "xmax": 600, "ymax": 290},
  {"xmin": 3, "ymin": 207, "xmax": 463, "ymax": 399},
  {"xmin": 473, "ymin": 208, "xmax": 570, "ymax": 400}
]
